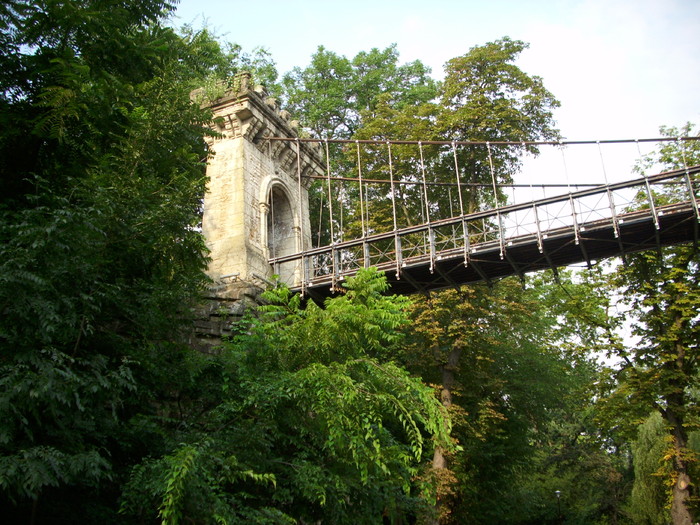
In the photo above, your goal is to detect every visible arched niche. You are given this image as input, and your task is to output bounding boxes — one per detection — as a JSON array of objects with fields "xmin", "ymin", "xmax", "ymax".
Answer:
[
  {"xmin": 267, "ymin": 185, "xmax": 296, "ymax": 259},
  {"xmin": 260, "ymin": 182, "xmax": 300, "ymax": 285}
]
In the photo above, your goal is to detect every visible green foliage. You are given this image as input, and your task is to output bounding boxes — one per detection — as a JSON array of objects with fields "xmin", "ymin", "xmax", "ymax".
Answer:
[
  {"xmin": 636, "ymin": 123, "xmax": 700, "ymax": 173},
  {"xmin": 119, "ymin": 441, "xmax": 282, "ymax": 525},
  {"xmin": 248, "ymin": 267, "xmax": 412, "ymax": 368},
  {"xmin": 597, "ymin": 124, "xmax": 700, "ymax": 523},
  {"xmin": 282, "ymin": 44, "xmax": 438, "ymax": 139},
  {"xmin": 159, "ymin": 444, "xmax": 199, "ymax": 525},
  {"xmin": 118, "ymin": 269, "xmax": 453, "ymax": 524},
  {"xmin": 626, "ymin": 413, "xmax": 671, "ymax": 525},
  {"xmin": 440, "ymin": 37, "xmax": 559, "ymax": 144},
  {"xmin": 303, "ymin": 38, "xmax": 562, "ymax": 248},
  {"xmin": 437, "ymin": 37, "xmax": 560, "ymax": 212},
  {"xmin": 0, "ymin": 1, "xmax": 248, "ymax": 521},
  {"xmin": 180, "ymin": 24, "xmax": 281, "ymax": 102},
  {"xmin": 280, "ymin": 38, "xmax": 638, "ymax": 525},
  {"xmin": 6, "ymin": 6, "xmax": 693, "ymax": 521},
  {"xmin": 402, "ymin": 270, "xmax": 627, "ymax": 524}
]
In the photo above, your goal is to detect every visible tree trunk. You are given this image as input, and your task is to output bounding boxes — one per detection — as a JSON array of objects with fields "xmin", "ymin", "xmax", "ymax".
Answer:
[
  {"xmin": 665, "ymin": 405, "xmax": 694, "ymax": 525},
  {"xmin": 429, "ymin": 343, "xmax": 462, "ymax": 525},
  {"xmin": 664, "ymin": 338, "xmax": 694, "ymax": 525},
  {"xmin": 671, "ymin": 471, "xmax": 693, "ymax": 525}
]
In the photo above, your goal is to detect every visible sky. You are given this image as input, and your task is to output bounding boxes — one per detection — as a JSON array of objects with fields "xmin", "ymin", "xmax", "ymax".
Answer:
[{"xmin": 170, "ymin": 0, "xmax": 699, "ymax": 183}]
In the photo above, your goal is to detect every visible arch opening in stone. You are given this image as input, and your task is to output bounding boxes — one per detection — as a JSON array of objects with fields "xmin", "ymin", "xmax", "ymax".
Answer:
[{"xmin": 267, "ymin": 186, "xmax": 297, "ymax": 283}]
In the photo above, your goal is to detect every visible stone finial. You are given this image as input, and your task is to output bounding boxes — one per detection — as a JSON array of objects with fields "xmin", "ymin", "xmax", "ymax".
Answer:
[{"xmin": 236, "ymin": 71, "xmax": 252, "ymax": 92}]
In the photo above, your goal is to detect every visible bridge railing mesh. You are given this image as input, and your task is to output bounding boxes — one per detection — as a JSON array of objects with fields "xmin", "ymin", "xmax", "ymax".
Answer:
[{"xmin": 265, "ymin": 137, "xmax": 700, "ymax": 290}]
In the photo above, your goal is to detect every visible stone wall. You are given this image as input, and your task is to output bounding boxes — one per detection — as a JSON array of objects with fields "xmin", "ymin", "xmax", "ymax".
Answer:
[
  {"xmin": 192, "ymin": 73, "xmax": 323, "ymax": 348},
  {"xmin": 191, "ymin": 279, "xmax": 265, "ymax": 352}
]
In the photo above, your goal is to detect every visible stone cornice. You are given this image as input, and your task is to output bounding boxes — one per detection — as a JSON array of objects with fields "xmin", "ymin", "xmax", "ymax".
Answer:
[{"xmin": 196, "ymin": 73, "xmax": 324, "ymax": 186}]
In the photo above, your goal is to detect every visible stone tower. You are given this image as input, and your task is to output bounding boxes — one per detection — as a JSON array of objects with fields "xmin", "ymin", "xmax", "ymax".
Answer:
[
  {"xmin": 193, "ymin": 74, "xmax": 323, "ymax": 346},
  {"xmin": 200, "ymin": 73, "xmax": 323, "ymax": 291}
]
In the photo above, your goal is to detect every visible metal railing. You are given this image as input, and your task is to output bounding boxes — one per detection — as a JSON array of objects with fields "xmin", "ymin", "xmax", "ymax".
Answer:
[{"xmin": 270, "ymin": 165, "xmax": 700, "ymax": 292}]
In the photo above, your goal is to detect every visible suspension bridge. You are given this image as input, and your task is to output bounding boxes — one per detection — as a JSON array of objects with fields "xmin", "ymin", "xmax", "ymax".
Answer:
[{"xmin": 264, "ymin": 137, "xmax": 700, "ymax": 299}]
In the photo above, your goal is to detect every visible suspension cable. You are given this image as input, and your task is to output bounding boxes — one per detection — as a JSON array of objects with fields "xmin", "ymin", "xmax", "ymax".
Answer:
[
  {"xmin": 356, "ymin": 140, "xmax": 366, "ymax": 236},
  {"xmin": 487, "ymin": 142, "xmax": 500, "ymax": 208},
  {"xmin": 678, "ymin": 137, "xmax": 700, "ymax": 221},
  {"xmin": 295, "ymin": 138, "xmax": 305, "ymax": 294},
  {"xmin": 560, "ymin": 140, "xmax": 571, "ymax": 194},
  {"xmin": 635, "ymin": 138, "xmax": 643, "ymax": 160},
  {"xmin": 324, "ymin": 138, "xmax": 335, "ymax": 243},
  {"xmin": 266, "ymin": 136, "xmax": 700, "ymax": 147},
  {"xmin": 302, "ymin": 173, "xmax": 603, "ymax": 188},
  {"xmin": 388, "ymin": 141, "xmax": 401, "ymax": 279},
  {"xmin": 636, "ymin": 138, "xmax": 660, "ymax": 231},
  {"xmin": 316, "ymin": 188, "xmax": 324, "ymax": 246},
  {"xmin": 487, "ymin": 141, "xmax": 505, "ymax": 260},
  {"xmin": 597, "ymin": 141, "xmax": 609, "ymax": 184},
  {"xmin": 452, "ymin": 141, "xmax": 465, "ymax": 216},
  {"xmin": 388, "ymin": 141, "xmax": 398, "ymax": 232},
  {"xmin": 418, "ymin": 141, "xmax": 431, "ymax": 224}
]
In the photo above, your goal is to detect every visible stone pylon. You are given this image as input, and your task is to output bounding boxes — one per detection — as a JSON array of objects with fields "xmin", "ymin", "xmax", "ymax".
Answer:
[{"xmin": 192, "ymin": 73, "xmax": 324, "ymax": 348}]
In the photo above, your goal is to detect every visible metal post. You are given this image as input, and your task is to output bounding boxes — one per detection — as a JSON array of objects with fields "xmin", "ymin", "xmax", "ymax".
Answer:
[
  {"xmin": 387, "ymin": 141, "xmax": 401, "ymax": 278},
  {"xmin": 295, "ymin": 139, "xmax": 305, "ymax": 294},
  {"xmin": 452, "ymin": 142, "xmax": 470, "ymax": 266},
  {"xmin": 487, "ymin": 142, "xmax": 505, "ymax": 259}
]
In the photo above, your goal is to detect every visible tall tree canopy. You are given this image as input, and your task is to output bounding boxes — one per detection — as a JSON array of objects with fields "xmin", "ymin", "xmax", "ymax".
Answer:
[
  {"xmin": 354, "ymin": 37, "xmax": 560, "ymax": 219},
  {"xmin": 598, "ymin": 124, "xmax": 700, "ymax": 525},
  {"xmin": 288, "ymin": 38, "xmax": 562, "ymax": 248},
  {"xmin": 282, "ymin": 44, "xmax": 438, "ymax": 139},
  {"xmin": 402, "ymin": 270, "xmax": 620, "ymax": 524},
  {"xmin": 0, "ymin": 0, "xmax": 227, "ymax": 520}
]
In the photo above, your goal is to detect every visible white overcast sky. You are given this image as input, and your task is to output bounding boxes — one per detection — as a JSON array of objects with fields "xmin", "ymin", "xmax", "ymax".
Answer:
[{"xmin": 171, "ymin": 0, "xmax": 699, "ymax": 141}]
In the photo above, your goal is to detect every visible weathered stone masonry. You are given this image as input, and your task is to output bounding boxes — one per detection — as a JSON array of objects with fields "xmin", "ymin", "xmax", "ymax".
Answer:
[{"xmin": 192, "ymin": 73, "xmax": 324, "ymax": 348}]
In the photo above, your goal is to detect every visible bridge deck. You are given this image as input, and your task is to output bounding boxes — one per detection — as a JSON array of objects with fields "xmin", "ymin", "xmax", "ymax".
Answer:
[{"xmin": 271, "ymin": 166, "xmax": 700, "ymax": 299}]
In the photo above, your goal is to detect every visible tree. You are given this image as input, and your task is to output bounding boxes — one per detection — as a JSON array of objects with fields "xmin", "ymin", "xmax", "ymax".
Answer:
[
  {"xmin": 0, "ymin": 1, "xmax": 244, "ymax": 521},
  {"xmin": 179, "ymin": 23, "xmax": 281, "ymax": 100},
  {"xmin": 401, "ymin": 269, "xmax": 619, "ymax": 524},
  {"xmin": 282, "ymin": 46, "xmax": 355, "ymax": 139},
  {"xmin": 281, "ymin": 45, "xmax": 438, "ymax": 247},
  {"xmin": 119, "ymin": 269, "xmax": 454, "ymax": 524},
  {"xmin": 282, "ymin": 44, "xmax": 437, "ymax": 140},
  {"xmin": 607, "ymin": 243, "xmax": 700, "ymax": 524},
  {"xmin": 438, "ymin": 37, "xmax": 560, "ymax": 212},
  {"xmin": 601, "ymin": 123, "xmax": 700, "ymax": 525},
  {"xmin": 626, "ymin": 412, "xmax": 671, "ymax": 525},
  {"xmin": 349, "ymin": 38, "xmax": 562, "ymax": 523},
  {"xmin": 341, "ymin": 38, "xmax": 561, "ymax": 250}
]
